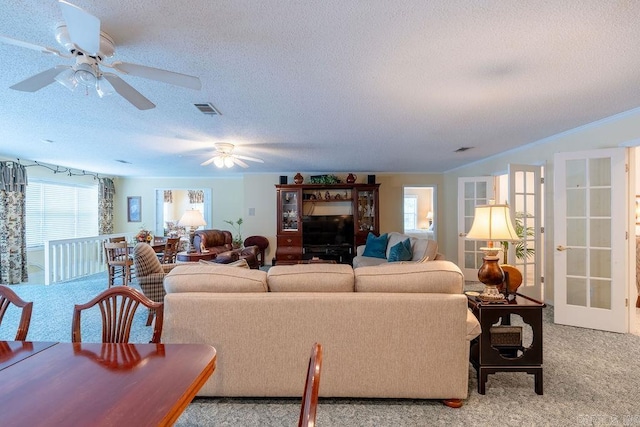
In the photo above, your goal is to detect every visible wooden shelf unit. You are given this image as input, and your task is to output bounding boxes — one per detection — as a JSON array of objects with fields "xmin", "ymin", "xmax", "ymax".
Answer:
[{"xmin": 275, "ymin": 183, "xmax": 380, "ymax": 265}]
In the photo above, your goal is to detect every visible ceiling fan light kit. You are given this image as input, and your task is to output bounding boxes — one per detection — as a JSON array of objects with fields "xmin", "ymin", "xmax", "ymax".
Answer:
[
  {"xmin": 200, "ymin": 142, "xmax": 265, "ymax": 169},
  {"xmin": 1, "ymin": 0, "xmax": 201, "ymax": 110}
]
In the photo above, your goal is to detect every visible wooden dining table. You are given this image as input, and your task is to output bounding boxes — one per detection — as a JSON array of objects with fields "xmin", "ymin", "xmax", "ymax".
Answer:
[{"xmin": 0, "ymin": 341, "xmax": 216, "ymax": 426}]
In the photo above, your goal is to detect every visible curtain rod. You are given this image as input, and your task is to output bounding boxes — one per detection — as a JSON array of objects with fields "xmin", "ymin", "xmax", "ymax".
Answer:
[{"xmin": 15, "ymin": 159, "xmax": 104, "ymax": 180}]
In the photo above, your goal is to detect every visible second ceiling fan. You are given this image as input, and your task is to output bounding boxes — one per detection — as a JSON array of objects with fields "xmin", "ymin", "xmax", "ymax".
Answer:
[{"xmin": 200, "ymin": 143, "xmax": 264, "ymax": 169}]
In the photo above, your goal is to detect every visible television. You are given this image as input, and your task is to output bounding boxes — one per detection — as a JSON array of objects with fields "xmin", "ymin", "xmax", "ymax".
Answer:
[{"xmin": 302, "ymin": 215, "xmax": 354, "ymax": 247}]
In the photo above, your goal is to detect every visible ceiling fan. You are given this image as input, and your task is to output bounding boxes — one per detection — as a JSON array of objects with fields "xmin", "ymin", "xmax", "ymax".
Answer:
[
  {"xmin": 200, "ymin": 143, "xmax": 265, "ymax": 169},
  {"xmin": 0, "ymin": 0, "xmax": 201, "ymax": 110}
]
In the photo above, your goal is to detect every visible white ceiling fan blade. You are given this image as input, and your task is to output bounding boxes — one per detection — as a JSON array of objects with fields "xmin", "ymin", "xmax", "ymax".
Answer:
[
  {"xmin": 233, "ymin": 157, "xmax": 250, "ymax": 168},
  {"xmin": 200, "ymin": 157, "xmax": 218, "ymax": 166},
  {"xmin": 102, "ymin": 73, "xmax": 155, "ymax": 110},
  {"xmin": 0, "ymin": 34, "xmax": 63, "ymax": 56},
  {"xmin": 234, "ymin": 154, "xmax": 264, "ymax": 163},
  {"xmin": 109, "ymin": 61, "xmax": 202, "ymax": 90},
  {"xmin": 58, "ymin": 0, "xmax": 101, "ymax": 55},
  {"xmin": 10, "ymin": 65, "xmax": 69, "ymax": 92}
]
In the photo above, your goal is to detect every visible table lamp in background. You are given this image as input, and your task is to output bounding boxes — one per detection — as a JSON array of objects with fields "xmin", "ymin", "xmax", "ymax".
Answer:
[
  {"xmin": 177, "ymin": 209, "xmax": 207, "ymax": 253},
  {"xmin": 465, "ymin": 204, "xmax": 519, "ymax": 301}
]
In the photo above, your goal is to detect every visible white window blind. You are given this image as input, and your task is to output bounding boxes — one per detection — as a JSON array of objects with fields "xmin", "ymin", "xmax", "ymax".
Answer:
[
  {"xmin": 403, "ymin": 195, "xmax": 418, "ymax": 230},
  {"xmin": 26, "ymin": 181, "xmax": 99, "ymax": 247}
]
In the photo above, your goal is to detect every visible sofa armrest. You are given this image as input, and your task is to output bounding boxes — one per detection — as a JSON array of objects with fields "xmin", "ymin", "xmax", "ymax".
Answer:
[
  {"xmin": 241, "ymin": 245, "xmax": 259, "ymax": 258},
  {"xmin": 466, "ymin": 308, "xmax": 481, "ymax": 340}
]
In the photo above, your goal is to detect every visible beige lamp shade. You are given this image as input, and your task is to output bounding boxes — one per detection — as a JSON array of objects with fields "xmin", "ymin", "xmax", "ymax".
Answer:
[
  {"xmin": 177, "ymin": 209, "xmax": 207, "ymax": 228},
  {"xmin": 466, "ymin": 204, "xmax": 519, "ymax": 242}
]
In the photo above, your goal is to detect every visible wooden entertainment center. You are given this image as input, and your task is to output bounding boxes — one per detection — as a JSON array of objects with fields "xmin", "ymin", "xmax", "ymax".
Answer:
[{"xmin": 275, "ymin": 183, "xmax": 380, "ymax": 265}]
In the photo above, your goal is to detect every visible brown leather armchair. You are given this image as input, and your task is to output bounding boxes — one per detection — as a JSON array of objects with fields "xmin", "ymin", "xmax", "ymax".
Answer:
[{"xmin": 193, "ymin": 229, "xmax": 260, "ymax": 269}]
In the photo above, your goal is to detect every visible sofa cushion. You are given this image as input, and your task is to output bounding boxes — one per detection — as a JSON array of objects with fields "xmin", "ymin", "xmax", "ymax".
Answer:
[
  {"xmin": 351, "ymin": 256, "xmax": 387, "ymax": 268},
  {"xmin": 354, "ymin": 261, "xmax": 464, "ymax": 294},
  {"xmin": 362, "ymin": 232, "xmax": 388, "ymax": 259},
  {"xmin": 388, "ymin": 238, "xmax": 412, "ymax": 262},
  {"xmin": 385, "ymin": 232, "xmax": 412, "ymax": 258},
  {"xmin": 164, "ymin": 264, "xmax": 268, "ymax": 293},
  {"xmin": 267, "ymin": 264, "xmax": 354, "ymax": 292},
  {"xmin": 412, "ymin": 238, "xmax": 438, "ymax": 262}
]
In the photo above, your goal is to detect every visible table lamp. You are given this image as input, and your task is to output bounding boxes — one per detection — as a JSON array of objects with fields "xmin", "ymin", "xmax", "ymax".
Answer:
[
  {"xmin": 177, "ymin": 209, "xmax": 207, "ymax": 253},
  {"xmin": 465, "ymin": 204, "xmax": 519, "ymax": 300}
]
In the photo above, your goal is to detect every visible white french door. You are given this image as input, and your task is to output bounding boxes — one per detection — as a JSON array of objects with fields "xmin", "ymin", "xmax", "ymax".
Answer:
[
  {"xmin": 508, "ymin": 164, "xmax": 544, "ymax": 301},
  {"xmin": 457, "ymin": 177, "xmax": 494, "ymax": 280},
  {"xmin": 553, "ymin": 148, "xmax": 628, "ymax": 333}
]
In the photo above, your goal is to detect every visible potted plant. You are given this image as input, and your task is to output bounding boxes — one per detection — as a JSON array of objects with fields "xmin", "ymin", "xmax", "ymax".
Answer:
[
  {"xmin": 224, "ymin": 218, "xmax": 243, "ymax": 248},
  {"xmin": 501, "ymin": 212, "xmax": 535, "ymax": 264}
]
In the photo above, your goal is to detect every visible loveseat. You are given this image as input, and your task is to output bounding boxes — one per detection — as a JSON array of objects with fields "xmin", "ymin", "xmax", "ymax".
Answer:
[
  {"xmin": 193, "ymin": 229, "xmax": 260, "ymax": 269},
  {"xmin": 352, "ymin": 231, "xmax": 442, "ymax": 268},
  {"xmin": 162, "ymin": 261, "xmax": 481, "ymax": 405}
]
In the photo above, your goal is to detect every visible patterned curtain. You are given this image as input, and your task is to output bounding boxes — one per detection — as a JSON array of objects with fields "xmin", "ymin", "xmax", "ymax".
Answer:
[
  {"xmin": 188, "ymin": 190, "xmax": 204, "ymax": 204},
  {"xmin": 0, "ymin": 162, "xmax": 28, "ymax": 284},
  {"xmin": 98, "ymin": 178, "xmax": 115, "ymax": 235},
  {"xmin": 164, "ymin": 190, "xmax": 173, "ymax": 203}
]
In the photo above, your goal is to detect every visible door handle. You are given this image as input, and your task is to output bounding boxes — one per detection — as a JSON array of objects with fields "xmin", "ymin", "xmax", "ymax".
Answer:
[
  {"xmin": 459, "ymin": 233, "xmax": 466, "ymax": 237},
  {"xmin": 556, "ymin": 245, "xmax": 570, "ymax": 252}
]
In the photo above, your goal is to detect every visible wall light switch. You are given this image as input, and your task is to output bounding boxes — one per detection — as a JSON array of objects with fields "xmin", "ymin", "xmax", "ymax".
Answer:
[{"xmin": 248, "ymin": 208, "xmax": 255, "ymax": 216}]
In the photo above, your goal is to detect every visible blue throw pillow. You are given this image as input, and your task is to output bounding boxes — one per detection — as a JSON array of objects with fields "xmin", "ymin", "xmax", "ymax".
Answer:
[
  {"xmin": 362, "ymin": 233, "xmax": 388, "ymax": 259},
  {"xmin": 388, "ymin": 238, "xmax": 413, "ymax": 262}
]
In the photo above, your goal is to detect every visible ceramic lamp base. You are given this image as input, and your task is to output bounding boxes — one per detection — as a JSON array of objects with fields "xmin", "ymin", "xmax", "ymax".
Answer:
[{"xmin": 477, "ymin": 254, "xmax": 505, "ymax": 301}]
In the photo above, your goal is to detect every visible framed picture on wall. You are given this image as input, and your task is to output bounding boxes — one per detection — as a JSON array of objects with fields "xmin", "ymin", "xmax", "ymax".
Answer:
[{"xmin": 128, "ymin": 196, "xmax": 141, "ymax": 222}]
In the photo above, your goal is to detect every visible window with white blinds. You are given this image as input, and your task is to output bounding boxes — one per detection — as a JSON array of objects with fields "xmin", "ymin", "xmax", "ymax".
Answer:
[
  {"xmin": 403, "ymin": 195, "xmax": 418, "ymax": 230},
  {"xmin": 26, "ymin": 181, "xmax": 99, "ymax": 248}
]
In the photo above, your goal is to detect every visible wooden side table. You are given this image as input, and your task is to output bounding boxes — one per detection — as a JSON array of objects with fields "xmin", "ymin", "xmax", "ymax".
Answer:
[
  {"xmin": 176, "ymin": 251, "xmax": 216, "ymax": 262},
  {"xmin": 467, "ymin": 292, "xmax": 546, "ymax": 395}
]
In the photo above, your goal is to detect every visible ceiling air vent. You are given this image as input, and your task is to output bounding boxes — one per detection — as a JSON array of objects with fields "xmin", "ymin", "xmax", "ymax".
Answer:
[
  {"xmin": 454, "ymin": 146, "xmax": 473, "ymax": 152},
  {"xmin": 194, "ymin": 103, "xmax": 222, "ymax": 115}
]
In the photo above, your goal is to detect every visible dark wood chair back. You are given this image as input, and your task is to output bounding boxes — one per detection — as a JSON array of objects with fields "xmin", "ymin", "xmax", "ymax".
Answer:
[
  {"xmin": 160, "ymin": 237, "xmax": 180, "ymax": 264},
  {"xmin": 72, "ymin": 286, "xmax": 163, "ymax": 344},
  {"xmin": 299, "ymin": 342, "xmax": 323, "ymax": 427},
  {"xmin": 0, "ymin": 285, "xmax": 33, "ymax": 341}
]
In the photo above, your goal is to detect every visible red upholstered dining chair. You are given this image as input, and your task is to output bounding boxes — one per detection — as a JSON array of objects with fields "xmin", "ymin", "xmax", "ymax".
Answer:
[
  {"xmin": 299, "ymin": 342, "xmax": 323, "ymax": 427},
  {"xmin": 0, "ymin": 285, "xmax": 33, "ymax": 341},
  {"xmin": 71, "ymin": 286, "xmax": 163, "ymax": 344}
]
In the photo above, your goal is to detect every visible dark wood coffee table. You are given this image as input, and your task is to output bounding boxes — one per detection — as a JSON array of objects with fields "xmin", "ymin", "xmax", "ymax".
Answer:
[
  {"xmin": 467, "ymin": 292, "xmax": 546, "ymax": 395},
  {"xmin": 176, "ymin": 251, "xmax": 216, "ymax": 262}
]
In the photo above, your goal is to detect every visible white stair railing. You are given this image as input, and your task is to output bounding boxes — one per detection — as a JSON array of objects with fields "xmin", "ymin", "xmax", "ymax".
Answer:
[{"xmin": 44, "ymin": 233, "xmax": 135, "ymax": 285}]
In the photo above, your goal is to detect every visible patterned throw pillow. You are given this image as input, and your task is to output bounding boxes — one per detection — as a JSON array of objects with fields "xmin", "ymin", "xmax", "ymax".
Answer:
[
  {"xmin": 388, "ymin": 238, "xmax": 413, "ymax": 262},
  {"xmin": 362, "ymin": 233, "xmax": 388, "ymax": 259}
]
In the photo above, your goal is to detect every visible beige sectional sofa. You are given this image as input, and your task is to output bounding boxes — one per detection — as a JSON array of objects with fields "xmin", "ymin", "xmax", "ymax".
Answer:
[
  {"xmin": 162, "ymin": 261, "xmax": 480, "ymax": 404},
  {"xmin": 352, "ymin": 231, "xmax": 441, "ymax": 268}
]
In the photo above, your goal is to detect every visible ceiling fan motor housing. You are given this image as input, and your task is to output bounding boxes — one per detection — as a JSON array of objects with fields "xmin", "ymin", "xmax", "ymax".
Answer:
[{"xmin": 55, "ymin": 25, "xmax": 115, "ymax": 58}]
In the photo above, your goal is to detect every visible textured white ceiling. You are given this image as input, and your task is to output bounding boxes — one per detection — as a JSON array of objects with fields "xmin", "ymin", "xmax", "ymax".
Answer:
[{"xmin": 1, "ymin": 0, "xmax": 640, "ymax": 177}]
